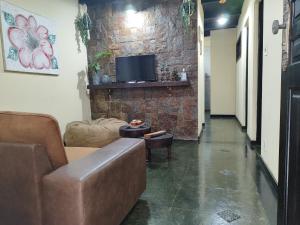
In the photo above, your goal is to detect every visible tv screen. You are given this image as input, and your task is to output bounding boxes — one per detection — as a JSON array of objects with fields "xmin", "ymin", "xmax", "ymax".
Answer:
[{"xmin": 116, "ymin": 55, "xmax": 156, "ymax": 82}]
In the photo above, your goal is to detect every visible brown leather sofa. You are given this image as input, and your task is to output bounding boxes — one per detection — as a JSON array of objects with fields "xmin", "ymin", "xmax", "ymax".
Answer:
[{"xmin": 0, "ymin": 111, "xmax": 146, "ymax": 225}]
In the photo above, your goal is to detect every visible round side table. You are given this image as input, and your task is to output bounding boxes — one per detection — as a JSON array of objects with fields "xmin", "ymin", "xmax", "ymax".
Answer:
[
  {"xmin": 119, "ymin": 125, "xmax": 151, "ymax": 138},
  {"xmin": 145, "ymin": 133, "xmax": 173, "ymax": 161}
]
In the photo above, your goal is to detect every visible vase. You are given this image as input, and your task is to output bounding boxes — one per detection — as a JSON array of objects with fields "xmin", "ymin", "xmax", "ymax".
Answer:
[
  {"xmin": 102, "ymin": 75, "xmax": 112, "ymax": 84},
  {"xmin": 92, "ymin": 72, "xmax": 102, "ymax": 85}
]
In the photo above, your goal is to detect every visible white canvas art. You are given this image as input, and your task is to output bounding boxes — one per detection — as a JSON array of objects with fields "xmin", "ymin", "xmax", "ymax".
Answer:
[{"xmin": 0, "ymin": 1, "xmax": 59, "ymax": 75}]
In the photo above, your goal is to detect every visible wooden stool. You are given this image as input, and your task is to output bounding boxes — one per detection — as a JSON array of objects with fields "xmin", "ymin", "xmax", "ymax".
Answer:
[{"xmin": 144, "ymin": 132, "xmax": 173, "ymax": 161}]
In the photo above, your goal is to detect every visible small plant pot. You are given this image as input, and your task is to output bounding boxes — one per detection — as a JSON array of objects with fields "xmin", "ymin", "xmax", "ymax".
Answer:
[
  {"xmin": 101, "ymin": 75, "xmax": 112, "ymax": 84},
  {"xmin": 92, "ymin": 72, "xmax": 102, "ymax": 85}
]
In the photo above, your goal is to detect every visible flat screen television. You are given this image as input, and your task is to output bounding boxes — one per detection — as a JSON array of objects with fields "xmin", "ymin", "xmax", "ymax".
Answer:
[{"xmin": 116, "ymin": 54, "xmax": 156, "ymax": 82}]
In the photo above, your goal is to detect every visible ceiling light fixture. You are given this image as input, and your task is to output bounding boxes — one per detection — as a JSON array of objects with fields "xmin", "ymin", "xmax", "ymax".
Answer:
[
  {"xmin": 125, "ymin": 4, "xmax": 136, "ymax": 15},
  {"xmin": 217, "ymin": 16, "xmax": 229, "ymax": 26},
  {"xmin": 125, "ymin": 6, "xmax": 144, "ymax": 29}
]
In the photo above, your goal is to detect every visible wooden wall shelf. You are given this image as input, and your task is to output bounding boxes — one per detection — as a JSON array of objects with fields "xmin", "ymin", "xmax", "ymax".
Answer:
[{"xmin": 87, "ymin": 80, "xmax": 190, "ymax": 90}]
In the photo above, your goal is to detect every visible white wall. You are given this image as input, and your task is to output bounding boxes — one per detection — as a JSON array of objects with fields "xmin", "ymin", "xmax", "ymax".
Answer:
[
  {"xmin": 0, "ymin": 0, "xmax": 91, "ymax": 134},
  {"xmin": 237, "ymin": 0, "xmax": 283, "ymax": 181},
  {"xmin": 261, "ymin": 0, "xmax": 283, "ymax": 182},
  {"xmin": 197, "ymin": 0, "xmax": 205, "ymax": 135},
  {"xmin": 236, "ymin": 0, "xmax": 259, "ymax": 140},
  {"xmin": 236, "ymin": 27, "xmax": 248, "ymax": 126},
  {"xmin": 210, "ymin": 29, "xmax": 237, "ymax": 115}
]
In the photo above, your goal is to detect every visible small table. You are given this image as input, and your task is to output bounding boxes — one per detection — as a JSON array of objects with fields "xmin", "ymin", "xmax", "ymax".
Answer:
[
  {"xmin": 119, "ymin": 125, "xmax": 151, "ymax": 138},
  {"xmin": 145, "ymin": 133, "xmax": 173, "ymax": 161}
]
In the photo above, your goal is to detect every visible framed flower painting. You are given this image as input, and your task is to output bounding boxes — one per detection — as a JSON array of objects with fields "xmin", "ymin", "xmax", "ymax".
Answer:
[{"xmin": 0, "ymin": 1, "xmax": 59, "ymax": 75}]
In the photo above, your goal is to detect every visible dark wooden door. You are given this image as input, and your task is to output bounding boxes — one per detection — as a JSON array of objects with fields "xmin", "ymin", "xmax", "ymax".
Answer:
[{"xmin": 278, "ymin": 1, "xmax": 300, "ymax": 224}]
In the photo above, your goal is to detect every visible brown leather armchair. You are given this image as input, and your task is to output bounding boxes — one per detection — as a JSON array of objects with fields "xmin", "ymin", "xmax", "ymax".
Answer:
[{"xmin": 0, "ymin": 111, "xmax": 146, "ymax": 225}]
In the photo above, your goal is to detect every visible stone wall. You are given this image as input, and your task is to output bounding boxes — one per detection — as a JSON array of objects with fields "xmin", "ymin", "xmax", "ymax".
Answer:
[
  {"xmin": 282, "ymin": 0, "xmax": 290, "ymax": 71},
  {"xmin": 87, "ymin": 0, "xmax": 198, "ymax": 140}
]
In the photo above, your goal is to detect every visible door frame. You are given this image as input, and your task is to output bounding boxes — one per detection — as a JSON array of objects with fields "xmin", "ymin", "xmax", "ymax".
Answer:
[
  {"xmin": 256, "ymin": 0, "xmax": 264, "ymax": 148},
  {"xmin": 245, "ymin": 26, "xmax": 249, "ymax": 129},
  {"xmin": 278, "ymin": 0, "xmax": 295, "ymax": 224}
]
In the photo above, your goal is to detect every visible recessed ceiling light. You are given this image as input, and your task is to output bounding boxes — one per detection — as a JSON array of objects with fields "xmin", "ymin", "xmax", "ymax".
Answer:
[
  {"xmin": 126, "ymin": 5, "xmax": 136, "ymax": 15},
  {"xmin": 217, "ymin": 16, "xmax": 229, "ymax": 26}
]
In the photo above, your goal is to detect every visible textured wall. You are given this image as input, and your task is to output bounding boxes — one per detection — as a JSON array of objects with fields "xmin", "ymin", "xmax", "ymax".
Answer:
[
  {"xmin": 282, "ymin": 0, "xmax": 290, "ymax": 71},
  {"xmin": 88, "ymin": 0, "xmax": 198, "ymax": 140}
]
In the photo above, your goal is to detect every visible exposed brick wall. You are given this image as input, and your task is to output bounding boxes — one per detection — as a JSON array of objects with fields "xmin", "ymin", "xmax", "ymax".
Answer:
[
  {"xmin": 282, "ymin": 0, "xmax": 290, "ymax": 71},
  {"xmin": 87, "ymin": 0, "xmax": 198, "ymax": 140}
]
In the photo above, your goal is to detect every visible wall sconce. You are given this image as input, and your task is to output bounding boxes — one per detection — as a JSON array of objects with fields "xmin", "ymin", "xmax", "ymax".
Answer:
[{"xmin": 125, "ymin": 7, "xmax": 144, "ymax": 28}]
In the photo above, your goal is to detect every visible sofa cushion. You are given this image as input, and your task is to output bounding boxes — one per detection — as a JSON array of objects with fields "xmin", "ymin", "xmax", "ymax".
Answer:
[
  {"xmin": 65, "ymin": 147, "xmax": 99, "ymax": 162},
  {"xmin": 64, "ymin": 118, "xmax": 128, "ymax": 148},
  {"xmin": 0, "ymin": 111, "xmax": 67, "ymax": 169}
]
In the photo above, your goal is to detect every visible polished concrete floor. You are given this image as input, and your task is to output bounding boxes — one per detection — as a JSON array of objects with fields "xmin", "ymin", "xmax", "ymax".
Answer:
[{"xmin": 122, "ymin": 117, "xmax": 277, "ymax": 225}]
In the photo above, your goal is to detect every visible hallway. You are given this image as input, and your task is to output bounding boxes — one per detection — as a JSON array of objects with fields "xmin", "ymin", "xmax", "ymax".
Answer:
[{"xmin": 122, "ymin": 117, "xmax": 277, "ymax": 225}]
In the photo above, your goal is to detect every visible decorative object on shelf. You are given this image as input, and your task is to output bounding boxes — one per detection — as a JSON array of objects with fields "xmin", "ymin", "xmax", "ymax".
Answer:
[
  {"xmin": 75, "ymin": 4, "xmax": 91, "ymax": 47},
  {"xmin": 180, "ymin": 68, "xmax": 187, "ymax": 81},
  {"xmin": 180, "ymin": 0, "xmax": 196, "ymax": 32},
  {"xmin": 160, "ymin": 64, "xmax": 173, "ymax": 81},
  {"xmin": 0, "ymin": 1, "xmax": 59, "ymax": 75},
  {"xmin": 93, "ymin": 71, "xmax": 102, "ymax": 85},
  {"xmin": 165, "ymin": 67, "xmax": 171, "ymax": 81},
  {"xmin": 160, "ymin": 64, "xmax": 166, "ymax": 81},
  {"xmin": 101, "ymin": 74, "xmax": 112, "ymax": 84},
  {"xmin": 88, "ymin": 50, "xmax": 113, "ymax": 85},
  {"xmin": 172, "ymin": 68, "xmax": 180, "ymax": 81}
]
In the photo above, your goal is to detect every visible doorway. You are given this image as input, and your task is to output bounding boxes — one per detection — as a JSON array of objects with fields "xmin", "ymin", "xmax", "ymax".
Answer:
[
  {"xmin": 256, "ymin": 0, "xmax": 264, "ymax": 147},
  {"xmin": 204, "ymin": 38, "xmax": 211, "ymax": 113},
  {"xmin": 245, "ymin": 25, "xmax": 249, "ymax": 129}
]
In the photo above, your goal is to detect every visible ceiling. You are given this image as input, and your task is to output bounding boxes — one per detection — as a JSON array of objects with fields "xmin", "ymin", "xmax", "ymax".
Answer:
[
  {"xmin": 79, "ymin": 0, "xmax": 244, "ymax": 36},
  {"xmin": 202, "ymin": 0, "xmax": 244, "ymax": 36}
]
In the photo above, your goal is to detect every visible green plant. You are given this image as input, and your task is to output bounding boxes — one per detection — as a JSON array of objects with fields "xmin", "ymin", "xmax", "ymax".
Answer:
[
  {"xmin": 180, "ymin": 0, "xmax": 196, "ymax": 32},
  {"xmin": 75, "ymin": 13, "xmax": 92, "ymax": 47},
  {"xmin": 88, "ymin": 50, "xmax": 113, "ymax": 74}
]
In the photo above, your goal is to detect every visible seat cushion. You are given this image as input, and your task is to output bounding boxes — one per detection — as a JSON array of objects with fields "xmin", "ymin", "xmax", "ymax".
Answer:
[
  {"xmin": 64, "ymin": 118, "xmax": 128, "ymax": 148},
  {"xmin": 65, "ymin": 147, "xmax": 100, "ymax": 162},
  {"xmin": 0, "ymin": 111, "xmax": 67, "ymax": 169}
]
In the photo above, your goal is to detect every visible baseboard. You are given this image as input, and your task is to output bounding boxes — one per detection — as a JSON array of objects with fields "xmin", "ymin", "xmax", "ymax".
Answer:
[
  {"xmin": 256, "ymin": 153, "xmax": 278, "ymax": 196},
  {"xmin": 210, "ymin": 114, "xmax": 235, "ymax": 118},
  {"xmin": 235, "ymin": 116, "xmax": 247, "ymax": 131},
  {"xmin": 246, "ymin": 135, "xmax": 260, "ymax": 149},
  {"xmin": 198, "ymin": 129, "xmax": 203, "ymax": 144}
]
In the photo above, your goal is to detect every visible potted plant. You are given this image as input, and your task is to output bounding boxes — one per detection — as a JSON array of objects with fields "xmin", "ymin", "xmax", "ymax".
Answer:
[
  {"xmin": 88, "ymin": 50, "xmax": 113, "ymax": 85},
  {"xmin": 75, "ymin": 4, "xmax": 92, "ymax": 47}
]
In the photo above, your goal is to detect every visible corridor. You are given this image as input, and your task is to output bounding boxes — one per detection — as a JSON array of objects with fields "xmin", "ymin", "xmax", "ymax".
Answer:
[{"xmin": 122, "ymin": 117, "xmax": 277, "ymax": 225}]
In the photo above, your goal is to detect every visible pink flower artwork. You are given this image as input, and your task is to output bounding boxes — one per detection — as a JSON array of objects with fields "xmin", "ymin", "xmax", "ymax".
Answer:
[{"xmin": 8, "ymin": 15, "xmax": 53, "ymax": 69}]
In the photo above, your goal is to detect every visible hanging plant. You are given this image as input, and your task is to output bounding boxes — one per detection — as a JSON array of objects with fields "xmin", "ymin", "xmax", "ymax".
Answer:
[
  {"xmin": 180, "ymin": 0, "xmax": 196, "ymax": 32},
  {"xmin": 75, "ymin": 12, "xmax": 92, "ymax": 46}
]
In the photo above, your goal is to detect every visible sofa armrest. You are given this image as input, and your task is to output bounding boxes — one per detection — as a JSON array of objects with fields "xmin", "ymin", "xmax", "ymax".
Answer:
[
  {"xmin": 42, "ymin": 138, "xmax": 146, "ymax": 225},
  {"xmin": 0, "ymin": 143, "xmax": 53, "ymax": 225}
]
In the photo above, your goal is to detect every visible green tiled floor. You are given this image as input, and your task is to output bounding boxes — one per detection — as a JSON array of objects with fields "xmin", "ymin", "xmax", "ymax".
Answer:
[{"xmin": 121, "ymin": 117, "xmax": 277, "ymax": 225}]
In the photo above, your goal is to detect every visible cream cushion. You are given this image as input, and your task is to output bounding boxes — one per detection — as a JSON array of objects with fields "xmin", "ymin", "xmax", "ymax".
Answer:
[
  {"xmin": 64, "ymin": 118, "xmax": 128, "ymax": 148},
  {"xmin": 65, "ymin": 147, "xmax": 100, "ymax": 162}
]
